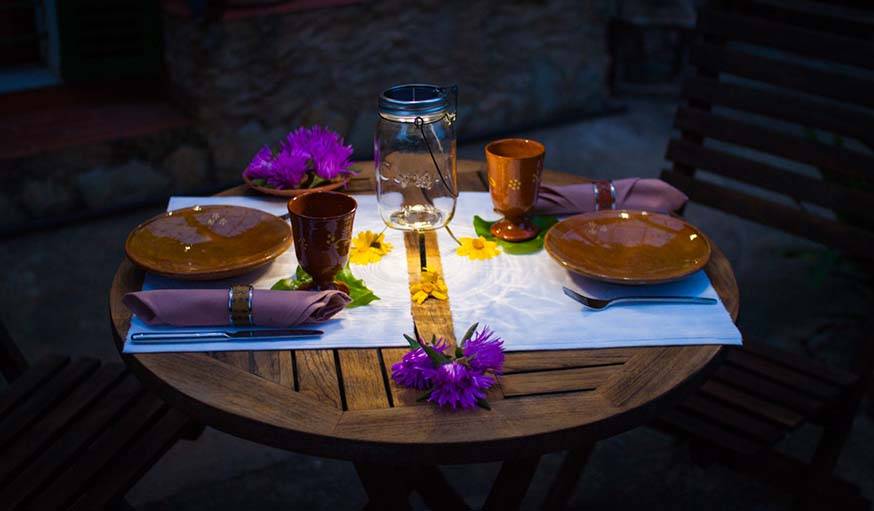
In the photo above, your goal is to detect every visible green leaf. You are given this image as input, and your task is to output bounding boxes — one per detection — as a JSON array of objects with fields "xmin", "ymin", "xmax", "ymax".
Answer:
[
  {"xmin": 471, "ymin": 215, "xmax": 558, "ymax": 255},
  {"xmin": 476, "ymin": 398, "xmax": 491, "ymax": 410},
  {"xmin": 251, "ymin": 178, "xmax": 268, "ymax": 187},
  {"xmin": 473, "ymin": 215, "xmax": 493, "ymax": 238},
  {"xmin": 270, "ymin": 264, "xmax": 379, "ymax": 308},
  {"xmin": 335, "ymin": 264, "xmax": 380, "ymax": 308},
  {"xmin": 403, "ymin": 334, "xmax": 422, "ymax": 350},
  {"xmin": 461, "ymin": 322, "xmax": 479, "ymax": 344},
  {"xmin": 417, "ymin": 390, "xmax": 433, "ymax": 402},
  {"xmin": 308, "ymin": 174, "xmax": 332, "ymax": 188},
  {"xmin": 421, "ymin": 341, "xmax": 450, "ymax": 366}
]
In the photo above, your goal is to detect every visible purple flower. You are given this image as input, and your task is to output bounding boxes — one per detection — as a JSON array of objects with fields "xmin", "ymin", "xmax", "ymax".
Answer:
[
  {"xmin": 284, "ymin": 125, "xmax": 354, "ymax": 180},
  {"xmin": 462, "ymin": 326, "xmax": 504, "ymax": 374},
  {"xmin": 424, "ymin": 361, "xmax": 495, "ymax": 410},
  {"xmin": 244, "ymin": 145, "xmax": 308, "ymax": 189},
  {"xmin": 391, "ymin": 338, "xmax": 448, "ymax": 390}
]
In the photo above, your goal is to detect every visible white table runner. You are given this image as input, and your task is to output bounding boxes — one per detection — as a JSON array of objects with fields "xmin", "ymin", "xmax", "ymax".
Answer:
[
  {"xmin": 123, "ymin": 195, "xmax": 412, "ymax": 353},
  {"xmin": 436, "ymin": 193, "xmax": 742, "ymax": 350},
  {"xmin": 123, "ymin": 192, "xmax": 741, "ymax": 353}
]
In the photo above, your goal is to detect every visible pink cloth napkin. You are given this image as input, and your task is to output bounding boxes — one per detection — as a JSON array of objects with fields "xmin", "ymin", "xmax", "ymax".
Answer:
[
  {"xmin": 123, "ymin": 289, "xmax": 350, "ymax": 327},
  {"xmin": 535, "ymin": 178, "xmax": 688, "ymax": 216}
]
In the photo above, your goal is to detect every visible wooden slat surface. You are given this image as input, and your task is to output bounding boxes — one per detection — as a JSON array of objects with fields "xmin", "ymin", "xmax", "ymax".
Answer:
[
  {"xmin": 0, "ymin": 358, "xmax": 99, "ymax": 448},
  {"xmin": 250, "ymin": 350, "xmax": 294, "ymax": 388},
  {"xmin": 674, "ymin": 106, "xmax": 874, "ymax": 183},
  {"xmin": 338, "ymin": 350, "xmax": 389, "ymax": 411},
  {"xmin": 725, "ymin": 350, "xmax": 840, "ymax": 400},
  {"xmin": 0, "ymin": 372, "xmax": 145, "ymax": 509},
  {"xmin": 666, "ymin": 138, "xmax": 872, "ymax": 215},
  {"xmin": 659, "ymin": 409, "xmax": 764, "ymax": 455},
  {"xmin": 67, "ymin": 408, "xmax": 191, "ymax": 511},
  {"xmin": 690, "ymin": 42, "xmax": 874, "ymax": 109},
  {"xmin": 699, "ymin": 380, "xmax": 803, "ymax": 428},
  {"xmin": 108, "ymin": 161, "xmax": 738, "ymax": 464},
  {"xmin": 680, "ymin": 394, "xmax": 785, "ymax": 443},
  {"xmin": 738, "ymin": 0, "xmax": 874, "ymax": 39},
  {"xmin": 713, "ymin": 366, "xmax": 822, "ymax": 416},
  {"xmin": 0, "ymin": 355, "xmax": 68, "ymax": 418},
  {"xmin": 499, "ymin": 365, "xmax": 619, "ymax": 397},
  {"xmin": 661, "ymin": 170, "xmax": 874, "ymax": 260},
  {"xmin": 293, "ymin": 350, "xmax": 341, "ymax": 409},
  {"xmin": 0, "ymin": 364, "xmax": 126, "ymax": 483},
  {"xmin": 503, "ymin": 349, "xmax": 633, "ymax": 373},
  {"xmin": 681, "ymin": 76, "xmax": 874, "ymax": 146},
  {"xmin": 697, "ymin": 7, "xmax": 874, "ymax": 70}
]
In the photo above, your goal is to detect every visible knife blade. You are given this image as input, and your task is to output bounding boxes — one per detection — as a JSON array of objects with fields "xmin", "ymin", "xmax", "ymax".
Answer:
[{"xmin": 130, "ymin": 328, "xmax": 323, "ymax": 344}]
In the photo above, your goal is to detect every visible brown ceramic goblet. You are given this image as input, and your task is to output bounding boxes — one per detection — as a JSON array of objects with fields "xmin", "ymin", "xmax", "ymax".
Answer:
[
  {"xmin": 287, "ymin": 191, "xmax": 357, "ymax": 292},
  {"xmin": 485, "ymin": 138, "xmax": 545, "ymax": 242}
]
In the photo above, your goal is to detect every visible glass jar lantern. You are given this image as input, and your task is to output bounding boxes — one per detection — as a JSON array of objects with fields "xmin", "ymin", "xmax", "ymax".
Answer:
[{"xmin": 375, "ymin": 84, "xmax": 458, "ymax": 231}]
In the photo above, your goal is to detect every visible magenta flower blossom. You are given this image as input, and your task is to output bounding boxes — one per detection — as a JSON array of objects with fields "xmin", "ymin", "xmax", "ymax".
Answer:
[
  {"xmin": 244, "ymin": 145, "xmax": 308, "ymax": 189},
  {"xmin": 284, "ymin": 125, "xmax": 354, "ymax": 180},
  {"xmin": 245, "ymin": 125, "xmax": 354, "ymax": 189},
  {"xmin": 462, "ymin": 326, "xmax": 504, "ymax": 374},
  {"xmin": 390, "ymin": 323, "xmax": 504, "ymax": 411},
  {"xmin": 391, "ymin": 338, "xmax": 448, "ymax": 390},
  {"xmin": 424, "ymin": 361, "xmax": 495, "ymax": 410}
]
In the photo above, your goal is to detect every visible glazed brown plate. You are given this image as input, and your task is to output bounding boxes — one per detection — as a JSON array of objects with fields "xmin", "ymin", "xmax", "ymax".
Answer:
[
  {"xmin": 544, "ymin": 210, "xmax": 711, "ymax": 284},
  {"xmin": 125, "ymin": 205, "xmax": 292, "ymax": 280},
  {"xmin": 243, "ymin": 173, "xmax": 349, "ymax": 197}
]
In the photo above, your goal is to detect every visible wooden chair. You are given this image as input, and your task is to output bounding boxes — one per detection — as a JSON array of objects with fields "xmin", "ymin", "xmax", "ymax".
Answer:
[
  {"xmin": 0, "ymin": 318, "xmax": 198, "ymax": 510},
  {"xmin": 549, "ymin": 2, "xmax": 874, "ymax": 509},
  {"xmin": 657, "ymin": 1, "xmax": 874, "ymax": 509}
]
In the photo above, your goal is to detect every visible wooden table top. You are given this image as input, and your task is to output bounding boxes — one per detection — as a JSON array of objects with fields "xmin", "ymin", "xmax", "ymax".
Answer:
[{"xmin": 110, "ymin": 160, "xmax": 739, "ymax": 465}]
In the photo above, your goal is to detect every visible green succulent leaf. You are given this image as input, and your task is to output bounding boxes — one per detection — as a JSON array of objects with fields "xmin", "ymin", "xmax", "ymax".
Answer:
[
  {"xmin": 271, "ymin": 264, "xmax": 379, "ymax": 308},
  {"xmin": 460, "ymin": 322, "xmax": 479, "ymax": 344},
  {"xmin": 471, "ymin": 215, "xmax": 558, "ymax": 255}
]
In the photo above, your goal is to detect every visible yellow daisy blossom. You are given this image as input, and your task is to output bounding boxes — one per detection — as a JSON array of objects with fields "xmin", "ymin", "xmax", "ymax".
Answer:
[
  {"xmin": 349, "ymin": 230, "xmax": 393, "ymax": 265},
  {"xmin": 410, "ymin": 267, "xmax": 449, "ymax": 304},
  {"xmin": 457, "ymin": 236, "xmax": 501, "ymax": 260}
]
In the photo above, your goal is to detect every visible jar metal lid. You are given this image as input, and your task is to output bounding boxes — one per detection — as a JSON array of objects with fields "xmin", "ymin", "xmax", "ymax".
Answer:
[{"xmin": 378, "ymin": 84, "xmax": 448, "ymax": 118}]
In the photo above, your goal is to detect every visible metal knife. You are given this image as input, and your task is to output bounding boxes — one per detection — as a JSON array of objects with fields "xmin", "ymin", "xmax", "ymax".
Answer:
[{"xmin": 130, "ymin": 329, "xmax": 323, "ymax": 344}]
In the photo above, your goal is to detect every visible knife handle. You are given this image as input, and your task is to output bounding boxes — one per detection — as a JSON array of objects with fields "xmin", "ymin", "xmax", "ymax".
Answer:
[{"xmin": 131, "ymin": 332, "xmax": 229, "ymax": 343}]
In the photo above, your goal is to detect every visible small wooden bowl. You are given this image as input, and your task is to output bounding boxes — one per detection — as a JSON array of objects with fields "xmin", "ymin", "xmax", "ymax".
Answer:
[{"xmin": 243, "ymin": 173, "xmax": 349, "ymax": 197}]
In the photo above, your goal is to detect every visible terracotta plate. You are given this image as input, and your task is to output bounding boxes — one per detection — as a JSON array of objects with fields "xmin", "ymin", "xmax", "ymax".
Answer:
[
  {"xmin": 125, "ymin": 205, "xmax": 292, "ymax": 280},
  {"xmin": 544, "ymin": 210, "xmax": 711, "ymax": 284},
  {"xmin": 243, "ymin": 174, "xmax": 349, "ymax": 197}
]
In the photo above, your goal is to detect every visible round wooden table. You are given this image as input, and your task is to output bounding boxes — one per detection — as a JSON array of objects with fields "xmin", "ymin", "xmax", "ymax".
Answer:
[{"xmin": 110, "ymin": 160, "xmax": 739, "ymax": 510}]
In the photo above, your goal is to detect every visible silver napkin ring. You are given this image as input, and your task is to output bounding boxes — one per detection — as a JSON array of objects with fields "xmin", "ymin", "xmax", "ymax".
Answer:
[
  {"xmin": 228, "ymin": 285, "xmax": 254, "ymax": 326},
  {"xmin": 593, "ymin": 181, "xmax": 617, "ymax": 211}
]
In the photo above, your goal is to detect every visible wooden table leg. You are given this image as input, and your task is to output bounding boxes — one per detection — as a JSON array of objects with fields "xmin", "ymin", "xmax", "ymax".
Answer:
[
  {"xmin": 482, "ymin": 456, "xmax": 541, "ymax": 511},
  {"xmin": 542, "ymin": 444, "xmax": 595, "ymax": 510},
  {"xmin": 354, "ymin": 463, "xmax": 412, "ymax": 511}
]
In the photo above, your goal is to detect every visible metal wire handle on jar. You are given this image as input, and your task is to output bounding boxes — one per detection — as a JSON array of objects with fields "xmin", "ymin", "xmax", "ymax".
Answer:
[{"xmin": 414, "ymin": 116, "xmax": 458, "ymax": 199}]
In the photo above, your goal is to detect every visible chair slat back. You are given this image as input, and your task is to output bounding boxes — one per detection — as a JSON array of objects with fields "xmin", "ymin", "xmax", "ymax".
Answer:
[
  {"xmin": 662, "ymin": 1, "xmax": 874, "ymax": 260},
  {"xmin": 0, "ymin": 319, "xmax": 27, "ymax": 382}
]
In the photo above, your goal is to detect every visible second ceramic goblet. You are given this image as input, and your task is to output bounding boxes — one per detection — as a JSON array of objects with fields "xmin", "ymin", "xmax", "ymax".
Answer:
[
  {"xmin": 485, "ymin": 138, "xmax": 545, "ymax": 242},
  {"xmin": 287, "ymin": 191, "xmax": 357, "ymax": 292}
]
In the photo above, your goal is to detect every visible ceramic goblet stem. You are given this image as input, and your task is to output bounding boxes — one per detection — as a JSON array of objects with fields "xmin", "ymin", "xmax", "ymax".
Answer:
[
  {"xmin": 485, "ymin": 138, "xmax": 545, "ymax": 242},
  {"xmin": 287, "ymin": 191, "xmax": 357, "ymax": 292}
]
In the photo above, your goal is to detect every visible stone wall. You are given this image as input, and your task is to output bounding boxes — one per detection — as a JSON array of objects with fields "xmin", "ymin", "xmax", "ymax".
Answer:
[
  {"xmin": 1, "ymin": 0, "xmax": 617, "ymax": 235},
  {"xmin": 163, "ymin": 0, "xmax": 617, "ymax": 179}
]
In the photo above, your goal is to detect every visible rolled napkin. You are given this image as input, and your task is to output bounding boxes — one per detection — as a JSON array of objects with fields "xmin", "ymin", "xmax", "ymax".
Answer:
[
  {"xmin": 123, "ymin": 288, "xmax": 350, "ymax": 327},
  {"xmin": 535, "ymin": 178, "xmax": 688, "ymax": 216}
]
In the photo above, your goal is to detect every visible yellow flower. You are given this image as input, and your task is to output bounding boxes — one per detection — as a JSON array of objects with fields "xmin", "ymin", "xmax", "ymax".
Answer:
[
  {"xmin": 457, "ymin": 236, "xmax": 501, "ymax": 260},
  {"xmin": 349, "ymin": 230, "xmax": 393, "ymax": 265},
  {"xmin": 410, "ymin": 267, "xmax": 449, "ymax": 304}
]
